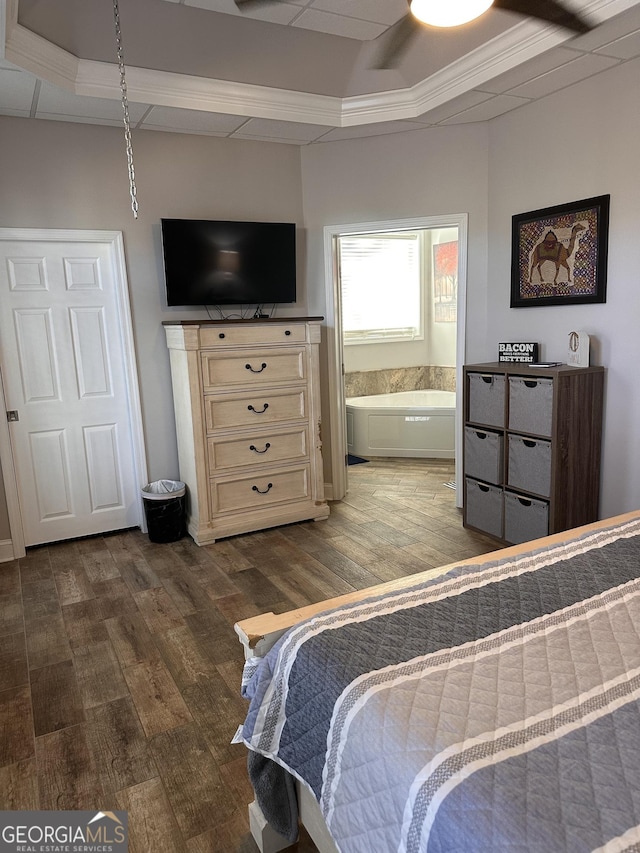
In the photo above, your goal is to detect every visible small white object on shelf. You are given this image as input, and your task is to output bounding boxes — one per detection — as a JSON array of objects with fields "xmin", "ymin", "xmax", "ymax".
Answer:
[
  {"xmin": 529, "ymin": 362, "xmax": 563, "ymax": 368},
  {"xmin": 567, "ymin": 331, "xmax": 590, "ymax": 367}
]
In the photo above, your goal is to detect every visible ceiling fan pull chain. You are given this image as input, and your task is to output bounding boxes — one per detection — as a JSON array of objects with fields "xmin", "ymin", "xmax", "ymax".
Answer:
[{"xmin": 113, "ymin": 0, "xmax": 139, "ymax": 220}]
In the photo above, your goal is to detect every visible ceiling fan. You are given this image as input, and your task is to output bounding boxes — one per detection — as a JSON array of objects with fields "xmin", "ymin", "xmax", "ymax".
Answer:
[{"xmin": 233, "ymin": 0, "xmax": 593, "ymax": 68}]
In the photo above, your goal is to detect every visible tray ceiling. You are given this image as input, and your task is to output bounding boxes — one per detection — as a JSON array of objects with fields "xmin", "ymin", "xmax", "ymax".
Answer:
[{"xmin": 2, "ymin": 0, "xmax": 640, "ymax": 144}]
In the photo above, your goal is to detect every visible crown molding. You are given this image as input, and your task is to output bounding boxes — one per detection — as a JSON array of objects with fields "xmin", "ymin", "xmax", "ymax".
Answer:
[
  {"xmin": 341, "ymin": 20, "xmax": 563, "ymax": 124},
  {"xmin": 0, "ymin": 19, "xmax": 553, "ymax": 127},
  {"xmin": 4, "ymin": 20, "xmax": 79, "ymax": 85},
  {"xmin": 3, "ymin": 0, "xmax": 640, "ymax": 128},
  {"xmin": 341, "ymin": 0, "xmax": 640, "ymax": 124},
  {"xmin": 78, "ymin": 60, "xmax": 344, "ymax": 126}
]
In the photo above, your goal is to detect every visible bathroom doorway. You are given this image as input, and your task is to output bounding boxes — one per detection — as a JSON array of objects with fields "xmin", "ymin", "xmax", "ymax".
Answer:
[{"xmin": 323, "ymin": 214, "xmax": 468, "ymax": 506}]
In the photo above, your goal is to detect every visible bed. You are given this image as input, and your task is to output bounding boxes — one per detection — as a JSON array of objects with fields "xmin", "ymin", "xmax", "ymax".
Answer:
[{"xmin": 234, "ymin": 510, "xmax": 640, "ymax": 853}]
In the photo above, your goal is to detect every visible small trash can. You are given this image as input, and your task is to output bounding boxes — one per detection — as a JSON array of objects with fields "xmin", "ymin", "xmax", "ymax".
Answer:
[{"xmin": 141, "ymin": 479, "xmax": 186, "ymax": 543}]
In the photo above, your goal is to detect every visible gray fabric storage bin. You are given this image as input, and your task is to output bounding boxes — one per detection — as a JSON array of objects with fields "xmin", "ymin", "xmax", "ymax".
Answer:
[
  {"xmin": 465, "ymin": 477, "xmax": 503, "ymax": 539},
  {"xmin": 508, "ymin": 376, "xmax": 553, "ymax": 436},
  {"xmin": 468, "ymin": 373, "xmax": 505, "ymax": 427},
  {"xmin": 464, "ymin": 427, "xmax": 503, "ymax": 485},
  {"xmin": 504, "ymin": 491, "xmax": 549, "ymax": 544},
  {"xmin": 507, "ymin": 434, "xmax": 551, "ymax": 497}
]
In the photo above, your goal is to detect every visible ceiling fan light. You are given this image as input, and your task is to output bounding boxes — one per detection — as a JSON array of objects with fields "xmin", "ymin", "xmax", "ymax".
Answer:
[{"xmin": 410, "ymin": 0, "xmax": 493, "ymax": 28}]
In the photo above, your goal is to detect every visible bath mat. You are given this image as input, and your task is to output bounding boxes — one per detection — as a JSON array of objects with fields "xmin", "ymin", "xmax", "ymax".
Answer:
[{"xmin": 347, "ymin": 454, "xmax": 369, "ymax": 465}]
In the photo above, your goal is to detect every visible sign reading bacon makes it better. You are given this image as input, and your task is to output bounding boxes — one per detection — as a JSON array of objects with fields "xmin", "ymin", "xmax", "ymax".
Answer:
[{"xmin": 498, "ymin": 342, "xmax": 539, "ymax": 363}]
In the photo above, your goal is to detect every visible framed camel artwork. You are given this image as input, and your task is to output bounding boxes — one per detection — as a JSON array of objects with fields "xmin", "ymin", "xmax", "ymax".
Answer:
[{"xmin": 510, "ymin": 194, "xmax": 610, "ymax": 308}]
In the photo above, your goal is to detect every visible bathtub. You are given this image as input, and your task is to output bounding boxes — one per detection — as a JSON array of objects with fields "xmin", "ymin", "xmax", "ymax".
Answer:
[{"xmin": 346, "ymin": 389, "xmax": 456, "ymax": 459}]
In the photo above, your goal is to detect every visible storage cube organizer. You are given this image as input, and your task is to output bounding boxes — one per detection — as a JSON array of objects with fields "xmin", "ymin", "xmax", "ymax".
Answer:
[
  {"xmin": 465, "ymin": 477, "xmax": 503, "ymax": 539},
  {"xmin": 508, "ymin": 376, "xmax": 553, "ymax": 436},
  {"xmin": 464, "ymin": 427, "xmax": 503, "ymax": 485},
  {"xmin": 507, "ymin": 434, "xmax": 551, "ymax": 497},
  {"xmin": 504, "ymin": 491, "xmax": 549, "ymax": 544},
  {"xmin": 464, "ymin": 361, "xmax": 605, "ymax": 543},
  {"xmin": 467, "ymin": 373, "xmax": 505, "ymax": 428}
]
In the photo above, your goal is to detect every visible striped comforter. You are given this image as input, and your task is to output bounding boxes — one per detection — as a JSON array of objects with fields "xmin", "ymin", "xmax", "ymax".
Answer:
[{"xmin": 240, "ymin": 517, "xmax": 640, "ymax": 852}]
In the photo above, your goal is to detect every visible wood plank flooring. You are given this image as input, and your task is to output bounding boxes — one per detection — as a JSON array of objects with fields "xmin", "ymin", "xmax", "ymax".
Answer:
[{"xmin": 0, "ymin": 458, "xmax": 500, "ymax": 851}]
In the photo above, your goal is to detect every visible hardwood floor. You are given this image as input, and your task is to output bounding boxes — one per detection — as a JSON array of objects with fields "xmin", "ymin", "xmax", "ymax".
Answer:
[{"xmin": 0, "ymin": 458, "xmax": 500, "ymax": 851}]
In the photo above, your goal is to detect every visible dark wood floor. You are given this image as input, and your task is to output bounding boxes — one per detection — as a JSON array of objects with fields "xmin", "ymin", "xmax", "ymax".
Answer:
[{"xmin": 0, "ymin": 458, "xmax": 500, "ymax": 852}]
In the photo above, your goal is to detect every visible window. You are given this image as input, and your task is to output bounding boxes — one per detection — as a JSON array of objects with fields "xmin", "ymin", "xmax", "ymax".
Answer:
[{"xmin": 338, "ymin": 232, "xmax": 423, "ymax": 343}]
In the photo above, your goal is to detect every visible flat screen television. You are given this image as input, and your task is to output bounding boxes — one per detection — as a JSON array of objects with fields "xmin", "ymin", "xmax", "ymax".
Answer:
[{"xmin": 161, "ymin": 218, "xmax": 297, "ymax": 306}]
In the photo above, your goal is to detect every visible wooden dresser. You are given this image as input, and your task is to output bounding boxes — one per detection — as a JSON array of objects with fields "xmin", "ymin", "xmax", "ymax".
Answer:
[{"xmin": 164, "ymin": 318, "xmax": 329, "ymax": 545}]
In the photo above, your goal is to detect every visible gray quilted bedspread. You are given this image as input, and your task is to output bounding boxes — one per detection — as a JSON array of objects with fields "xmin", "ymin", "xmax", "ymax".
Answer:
[{"xmin": 240, "ymin": 517, "xmax": 640, "ymax": 852}]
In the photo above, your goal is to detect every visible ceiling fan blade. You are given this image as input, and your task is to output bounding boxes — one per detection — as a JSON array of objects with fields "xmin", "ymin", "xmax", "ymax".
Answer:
[
  {"xmin": 371, "ymin": 13, "xmax": 423, "ymax": 69},
  {"xmin": 493, "ymin": 0, "xmax": 592, "ymax": 34},
  {"xmin": 234, "ymin": 0, "xmax": 280, "ymax": 10}
]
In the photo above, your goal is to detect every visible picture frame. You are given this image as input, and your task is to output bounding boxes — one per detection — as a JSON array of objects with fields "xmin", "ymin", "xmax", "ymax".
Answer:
[
  {"xmin": 510, "ymin": 195, "xmax": 610, "ymax": 308},
  {"xmin": 433, "ymin": 239, "xmax": 458, "ymax": 323}
]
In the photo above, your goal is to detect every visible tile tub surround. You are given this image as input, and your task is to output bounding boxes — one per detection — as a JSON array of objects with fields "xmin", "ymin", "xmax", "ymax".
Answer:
[{"xmin": 344, "ymin": 366, "xmax": 456, "ymax": 398}]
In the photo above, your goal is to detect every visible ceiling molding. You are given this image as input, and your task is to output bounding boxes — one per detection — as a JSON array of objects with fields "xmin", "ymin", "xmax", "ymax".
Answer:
[
  {"xmin": 78, "ymin": 60, "xmax": 344, "ymax": 126},
  {"xmin": 0, "ymin": 18, "xmax": 560, "ymax": 128},
  {"xmin": 3, "ymin": 0, "xmax": 640, "ymax": 129},
  {"xmin": 341, "ymin": 20, "xmax": 564, "ymax": 124},
  {"xmin": 4, "ymin": 21, "xmax": 79, "ymax": 86}
]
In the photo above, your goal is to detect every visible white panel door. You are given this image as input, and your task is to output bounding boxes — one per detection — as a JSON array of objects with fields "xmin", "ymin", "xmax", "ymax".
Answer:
[{"xmin": 0, "ymin": 232, "xmax": 146, "ymax": 546}]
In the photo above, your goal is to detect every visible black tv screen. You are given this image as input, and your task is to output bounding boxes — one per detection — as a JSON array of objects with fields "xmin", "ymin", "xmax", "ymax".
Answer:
[{"xmin": 161, "ymin": 219, "xmax": 297, "ymax": 306}]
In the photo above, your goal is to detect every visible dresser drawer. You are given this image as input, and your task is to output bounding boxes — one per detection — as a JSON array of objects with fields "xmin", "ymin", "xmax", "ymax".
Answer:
[
  {"xmin": 202, "ymin": 349, "xmax": 305, "ymax": 390},
  {"xmin": 210, "ymin": 466, "xmax": 310, "ymax": 515},
  {"xmin": 207, "ymin": 427, "xmax": 308, "ymax": 471},
  {"xmin": 205, "ymin": 388, "xmax": 306, "ymax": 431},
  {"xmin": 199, "ymin": 324, "xmax": 307, "ymax": 348}
]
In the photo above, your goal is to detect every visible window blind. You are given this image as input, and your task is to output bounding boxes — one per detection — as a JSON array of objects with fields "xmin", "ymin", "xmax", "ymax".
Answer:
[{"xmin": 338, "ymin": 232, "xmax": 422, "ymax": 342}]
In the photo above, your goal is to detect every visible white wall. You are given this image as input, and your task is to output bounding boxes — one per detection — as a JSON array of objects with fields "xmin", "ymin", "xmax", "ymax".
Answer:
[
  {"xmin": 301, "ymin": 123, "xmax": 490, "ymax": 327},
  {"xmin": 0, "ymin": 116, "xmax": 305, "ymax": 497},
  {"xmin": 300, "ymin": 124, "xmax": 490, "ymax": 477},
  {"xmin": 1, "ymin": 53, "xmax": 638, "ymax": 538},
  {"xmin": 485, "ymin": 57, "xmax": 640, "ymax": 518}
]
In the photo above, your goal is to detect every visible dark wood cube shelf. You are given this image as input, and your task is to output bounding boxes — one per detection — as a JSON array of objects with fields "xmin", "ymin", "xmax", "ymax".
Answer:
[{"xmin": 463, "ymin": 361, "xmax": 604, "ymax": 545}]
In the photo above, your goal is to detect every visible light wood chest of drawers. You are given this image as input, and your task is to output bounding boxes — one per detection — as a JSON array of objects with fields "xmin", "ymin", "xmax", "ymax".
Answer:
[{"xmin": 164, "ymin": 318, "xmax": 329, "ymax": 544}]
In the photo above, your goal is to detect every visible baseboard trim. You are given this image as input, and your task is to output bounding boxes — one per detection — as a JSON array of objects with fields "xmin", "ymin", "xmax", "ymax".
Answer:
[{"xmin": 0, "ymin": 539, "xmax": 16, "ymax": 563}]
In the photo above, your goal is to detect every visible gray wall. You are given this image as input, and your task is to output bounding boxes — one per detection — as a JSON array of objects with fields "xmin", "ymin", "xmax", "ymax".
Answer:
[
  {"xmin": 1, "ymin": 53, "xmax": 639, "ymax": 542},
  {"xmin": 300, "ymin": 123, "xmax": 490, "ymax": 485},
  {"xmin": 0, "ymin": 116, "xmax": 305, "ymax": 540},
  {"xmin": 484, "ymin": 56, "xmax": 640, "ymax": 518},
  {"xmin": 299, "ymin": 58, "xmax": 640, "ymax": 519}
]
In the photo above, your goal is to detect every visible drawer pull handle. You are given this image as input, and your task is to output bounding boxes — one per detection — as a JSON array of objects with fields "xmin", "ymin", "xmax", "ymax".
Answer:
[
  {"xmin": 249, "ymin": 443, "xmax": 271, "ymax": 454},
  {"xmin": 285, "ymin": 330, "xmax": 291, "ymax": 336},
  {"xmin": 252, "ymin": 482, "xmax": 273, "ymax": 495},
  {"xmin": 248, "ymin": 403, "xmax": 269, "ymax": 414},
  {"xmin": 246, "ymin": 362, "xmax": 267, "ymax": 373},
  {"xmin": 219, "ymin": 333, "xmax": 225, "ymax": 339}
]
